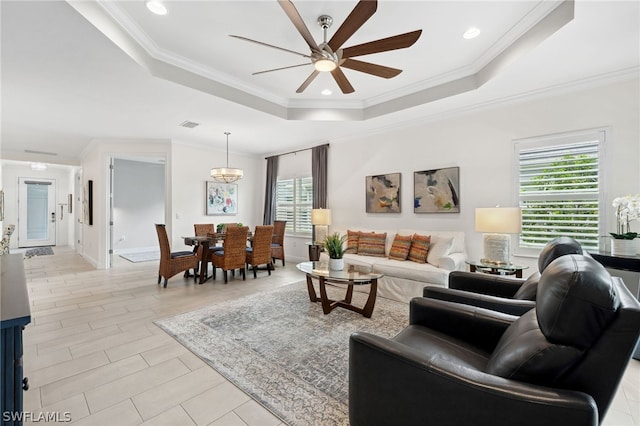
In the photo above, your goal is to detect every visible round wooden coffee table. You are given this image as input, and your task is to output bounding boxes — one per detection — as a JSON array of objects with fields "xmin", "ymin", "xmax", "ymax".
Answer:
[{"xmin": 296, "ymin": 261, "xmax": 383, "ymax": 318}]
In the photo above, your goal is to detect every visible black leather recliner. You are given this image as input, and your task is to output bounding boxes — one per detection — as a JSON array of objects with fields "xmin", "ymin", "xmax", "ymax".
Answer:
[
  {"xmin": 423, "ymin": 236, "xmax": 583, "ymax": 315},
  {"xmin": 349, "ymin": 255, "xmax": 640, "ymax": 426}
]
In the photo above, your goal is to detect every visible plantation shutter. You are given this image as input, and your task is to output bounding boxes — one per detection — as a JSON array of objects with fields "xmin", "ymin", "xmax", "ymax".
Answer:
[
  {"xmin": 275, "ymin": 176, "xmax": 313, "ymax": 235},
  {"xmin": 275, "ymin": 179, "xmax": 295, "ymax": 232},
  {"xmin": 296, "ymin": 176, "xmax": 313, "ymax": 234},
  {"xmin": 516, "ymin": 130, "xmax": 604, "ymax": 251}
]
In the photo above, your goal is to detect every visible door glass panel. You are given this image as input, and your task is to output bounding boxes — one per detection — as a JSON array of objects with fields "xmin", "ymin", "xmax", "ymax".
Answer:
[{"xmin": 27, "ymin": 183, "xmax": 49, "ymax": 240}]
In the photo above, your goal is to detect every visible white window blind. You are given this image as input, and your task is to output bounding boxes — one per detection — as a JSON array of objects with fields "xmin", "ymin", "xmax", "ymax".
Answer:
[
  {"xmin": 515, "ymin": 130, "xmax": 605, "ymax": 251},
  {"xmin": 275, "ymin": 176, "xmax": 312, "ymax": 235}
]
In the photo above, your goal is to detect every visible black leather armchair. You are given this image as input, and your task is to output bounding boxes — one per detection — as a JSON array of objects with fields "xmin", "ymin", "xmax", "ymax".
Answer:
[
  {"xmin": 423, "ymin": 236, "xmax": 583, "ymax": 315},
  {"xmin": 349, "ymin": 255, "xmax": 640, "ymax": 426}
]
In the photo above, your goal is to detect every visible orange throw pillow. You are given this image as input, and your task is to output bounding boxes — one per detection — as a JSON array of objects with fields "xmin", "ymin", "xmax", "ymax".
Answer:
[
  {"xmin": 357, "ymin": 232, "xmax": 387, "ymax": 257},
  {"xmin": 345, "ymin": 230, "xmax": 360, "ymax": 253},
  {"xmin": 408, "ymin": 234, "xmax": 431, "ymax": 263},
  {"xmin": 388, "ymin": 234, "xmax": 412, "ymax": 261}
]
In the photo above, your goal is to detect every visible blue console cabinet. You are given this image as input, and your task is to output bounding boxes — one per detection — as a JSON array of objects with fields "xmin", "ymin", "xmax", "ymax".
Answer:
[{"xmin": 1, "ymin": 254, "xmax": 31, "ymax": 426}]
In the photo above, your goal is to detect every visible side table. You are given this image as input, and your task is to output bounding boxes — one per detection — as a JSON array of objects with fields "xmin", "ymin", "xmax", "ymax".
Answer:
[
  {"xmin": 589, "ymin": 251, "xmax": 640, "ymax": 360},
  {"xmin": 466, "ymin": 260, "xmax": 529, "ymax": 279},
  {"xmin": 306, "ymin": 242, "xmax": 323, "ymax": 261}
]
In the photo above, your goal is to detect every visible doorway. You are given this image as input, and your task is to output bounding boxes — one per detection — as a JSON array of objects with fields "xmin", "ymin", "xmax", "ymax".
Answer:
[{"xmin": 18, "ymin": 177, "xmax": 56, "ymax": 247}]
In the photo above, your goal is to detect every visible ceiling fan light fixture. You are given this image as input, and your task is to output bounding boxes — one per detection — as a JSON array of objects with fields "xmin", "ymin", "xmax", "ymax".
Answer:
[
  {"xmin": 145, "ymin": 0, "xmax": 168, "ymax": 16},
  {"xmin": 314, "ymin": 58, "xmax": 337, "ymax": 72},
  {"xmin": 211, "ymin": 132, "xmax": 243, "ymax": 183}
]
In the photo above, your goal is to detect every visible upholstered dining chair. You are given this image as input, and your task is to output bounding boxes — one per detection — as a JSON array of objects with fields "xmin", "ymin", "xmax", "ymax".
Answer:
[
  {"xmin": 155, "ymin": 224, "xmax": 199, "ymax": 288},
  {"xmin": 212, "ymin": 225, "xmax": 249, "ymax": 283},
  {"xmin": 350, "ymin": 255, "xmax": 640, "ymax": 426},
  {"xmin": 424, "ymin": 236, "xmax": 583, "ymax": 315},
  {"xmin": 270, "ymin": 220, "xmax": 286, "ymax": 266},
  {"xmin": 246, "ymin": 225, "xmax": 274, "ymax": 278}
]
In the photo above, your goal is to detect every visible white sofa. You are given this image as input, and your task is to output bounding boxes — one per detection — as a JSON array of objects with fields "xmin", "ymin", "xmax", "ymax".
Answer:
[{"xmin": 319, "ymin": 229, "xmax": 467, "ymax": 303}]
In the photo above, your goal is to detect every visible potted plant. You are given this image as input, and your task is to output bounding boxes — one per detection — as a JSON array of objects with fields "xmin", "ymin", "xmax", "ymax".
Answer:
[
  {"xmin": 324, "ymin": 232, "xmax": 347, "ymax": 270},
  {"xmin": 610, "ymin": 194, "xmax": 640, "ymax": 256}
]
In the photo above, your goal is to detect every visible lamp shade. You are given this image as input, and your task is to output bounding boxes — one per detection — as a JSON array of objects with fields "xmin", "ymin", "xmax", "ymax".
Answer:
[
  {"xmin": 311, "ymin": 209, "xmax": 331, "ymax": 226},
  {"xmin": 475, "ymin": 207, "xmax": 522, "ymax": 234}
]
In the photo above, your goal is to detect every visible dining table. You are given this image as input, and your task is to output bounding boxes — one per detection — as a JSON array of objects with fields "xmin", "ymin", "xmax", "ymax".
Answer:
[{"xmin": 183, "ymin": 232, "xmax": 253, "ymax": 284}]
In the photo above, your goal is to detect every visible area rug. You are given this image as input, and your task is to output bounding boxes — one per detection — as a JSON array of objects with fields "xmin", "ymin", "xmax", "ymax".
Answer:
[
  {"xmin": 119, "ymin": 250, "xmax": 160, "ymax": 263},
  {"xmin": 24, "ymin": 246, "xmax": 54, "ymax": 258},
  {"xmin": 154, "ymin": 282, "xmax": 409, "ymax": 426}
]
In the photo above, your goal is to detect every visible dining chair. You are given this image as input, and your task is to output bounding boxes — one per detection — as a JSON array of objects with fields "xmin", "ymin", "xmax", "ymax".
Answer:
[
  {"xmin": 271, "ymin": 220, "xmax": 286, "ymax": 266},
  {"xmin": 246, "ymin": 225, "xmax": 274, "ymax": 278},
  {"xmin": 194, "ymin": 223, "xmax": 215, "ymax": 236},
  {"xmin": 155, "ymin": 224, "xmax": 199, "ymax": 288},
  {"xmin": 211, "ymin": 225, "xmax": 249, "ymax": 283}
]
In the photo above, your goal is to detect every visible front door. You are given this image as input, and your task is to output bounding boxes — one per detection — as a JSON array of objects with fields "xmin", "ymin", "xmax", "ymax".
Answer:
[{"xmin": 18, "ymin": 177, "xmax": 56, "ymax": 247}]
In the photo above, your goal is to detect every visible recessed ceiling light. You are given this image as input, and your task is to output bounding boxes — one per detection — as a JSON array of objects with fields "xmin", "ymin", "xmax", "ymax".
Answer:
[
  {"xmin": 30, "ymin": 162, "xmax": 47, "ymax": 171},
  {"xmin": 463, "ymin": 27, "xmax": 481, "ymax": 39},
  {"xmin": 321, "ymin": 89, "xmax": 332, "ymax": 96},
  {"xmin": 146, "ymin": 0, "xmax": 168, "ymax": 15}
]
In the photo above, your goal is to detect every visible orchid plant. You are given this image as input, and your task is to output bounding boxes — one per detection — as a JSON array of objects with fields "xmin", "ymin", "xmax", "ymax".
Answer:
[{"xmin": 611, "ymin": 194, "xmax": 640, "ymax": 240}]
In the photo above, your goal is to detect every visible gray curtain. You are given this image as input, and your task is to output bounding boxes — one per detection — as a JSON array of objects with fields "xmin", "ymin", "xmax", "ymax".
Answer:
[
  {"xmin": 263, "ymin": 156, "xmax": 279, "ymax": 225},
  {"xmin": 312, "ymin": 144, "xmax": 328, "ymax": 208}
]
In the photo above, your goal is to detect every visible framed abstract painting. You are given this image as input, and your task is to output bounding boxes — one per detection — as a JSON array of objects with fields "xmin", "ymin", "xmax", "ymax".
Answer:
[
  {"xmin": 365, "ymin": 173, "xmax": 401, "ymax": 213},
  {"xmin": 206, "ymin": 182, "xmax": 238, "ymax": 215},
  {"xmin": 414, "ymin": 167, "xmax": 460, "ymax": 213}
]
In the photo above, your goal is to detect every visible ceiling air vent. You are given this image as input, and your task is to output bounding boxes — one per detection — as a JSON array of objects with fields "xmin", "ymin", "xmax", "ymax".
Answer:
[
  {"xmin": 179, "ymin": 120, "xmax": 200, "ymax": 129},
  {"xmin": 25, "ymin": 149, "xmax": 58, "ymax": 156}
]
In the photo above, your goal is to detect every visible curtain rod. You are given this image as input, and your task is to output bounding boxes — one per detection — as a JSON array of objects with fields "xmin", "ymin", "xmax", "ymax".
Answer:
[{"xmin": 265, "ymin": 143, "xmax": 329, "ymax": 160}]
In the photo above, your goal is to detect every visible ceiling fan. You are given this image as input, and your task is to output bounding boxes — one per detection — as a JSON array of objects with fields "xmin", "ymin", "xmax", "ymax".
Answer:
[{"xmin": 230, "ymin": 0, "xmax": 422, "ymax": 94}]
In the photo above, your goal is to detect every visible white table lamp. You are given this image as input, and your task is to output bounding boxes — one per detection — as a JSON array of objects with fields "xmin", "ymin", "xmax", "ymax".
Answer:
[
  {"xmin": 311, "ymin": 208, "xmax": 331, "ymax": 244},
  {"xmin": 475, "ymin": 207, "xmax": 522, "ymax": 265}
]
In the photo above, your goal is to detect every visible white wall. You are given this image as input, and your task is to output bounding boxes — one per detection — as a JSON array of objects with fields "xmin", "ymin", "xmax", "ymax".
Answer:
[
  {"xmin": 70, "ymin": 77, "xmax": 640, "ymax": 274},
  {"xmin": 323, "ymin": 78, "xmax": 639, "ymax": 270},
  {"xmin": 80, "ymin": 139, "xmax": 171, "ymax": 267},
  {"xmin": 1, "ymin": 161, "xmax": 76, "ymax": 249},
  {"xmin": 169, "ymin": 141, "xmax": 263, "ymax": 251},
  {"xmin": 113, "ymin": 159, "xmax": 165, "ymax": 253}
]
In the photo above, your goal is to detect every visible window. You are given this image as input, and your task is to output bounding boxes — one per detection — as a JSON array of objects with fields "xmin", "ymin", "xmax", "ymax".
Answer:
[
  {"xmin": 275, "ymin": 176, "xmax": 313, "ymax": 235},
  {"xmin": 515, "ymin": 129, "xmax": 605, "ymax": 252}
]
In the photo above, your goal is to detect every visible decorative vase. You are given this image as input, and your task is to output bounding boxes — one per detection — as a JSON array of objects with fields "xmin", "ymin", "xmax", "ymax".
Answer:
[
  {"xmin": 611, "ymin": 239, "xmax": 637, "ymax": 256},
  {"xmin": 329, "ymin": 258, "xmax": 344, "ymax": 271}
]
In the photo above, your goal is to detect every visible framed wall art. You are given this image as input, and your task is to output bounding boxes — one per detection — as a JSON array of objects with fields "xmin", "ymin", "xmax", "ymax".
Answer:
[
  {"xmin": 366, "ymin": 173, "xmax": 401, "ymax": 213},
  {"xmin": 206, "ymin": 182, "xmax": 238, "ymax": 215},
  {"xmin": 85, "ymin": 180, "xmax": 94, "ymax": 225},
  {"xmin": 414, "ymin": 166, "xmax": 460, "ymax": 213}
]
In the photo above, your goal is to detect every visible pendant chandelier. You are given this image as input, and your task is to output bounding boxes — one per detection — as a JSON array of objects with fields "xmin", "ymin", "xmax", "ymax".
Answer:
[{"xmin": 211, "ymin": 131, "xmax": 243, "ymax": 183}]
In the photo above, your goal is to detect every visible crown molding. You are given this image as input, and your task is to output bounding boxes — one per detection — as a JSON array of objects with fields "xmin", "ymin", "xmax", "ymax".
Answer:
[{"xmin": 68, "ymin": 0, "xmax": 575, "ymax": 121}]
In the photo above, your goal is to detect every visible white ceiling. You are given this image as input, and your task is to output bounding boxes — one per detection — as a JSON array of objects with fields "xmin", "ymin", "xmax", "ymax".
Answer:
[{"xmin": 1, "ymin": 0, "xmax": 638, "ymax": 164}]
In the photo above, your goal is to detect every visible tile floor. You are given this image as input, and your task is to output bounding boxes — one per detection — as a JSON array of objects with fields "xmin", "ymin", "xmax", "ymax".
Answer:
[{"xmin": 15, "ymin": 246, "xmax": 640, "ymax": 425}]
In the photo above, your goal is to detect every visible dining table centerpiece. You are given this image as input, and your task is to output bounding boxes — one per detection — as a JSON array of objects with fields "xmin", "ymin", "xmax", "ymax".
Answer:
[{"xmin": 610, "ymin": 194, "xmax": 640, "ymax": 256}]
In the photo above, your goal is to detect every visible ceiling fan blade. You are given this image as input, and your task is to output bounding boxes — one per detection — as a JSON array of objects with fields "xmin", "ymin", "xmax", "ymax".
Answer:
[
  {"xmin": 331, "ymin": 67, "xmax": 355, "ymax": 94},
  {"xmin": 342, "ymin": 30, "xmax": 422, "ymax": 58},
  {"xmin": 296, "ymin": 70, "xmax": 320, "ymax": 93},
  {"xmin": 253, "ymin": 63, "xmax": 311, "ymax": 75},
  {"xmin": 278, "ymin": 0, "xmax": 320, "ymax": 52},
  {"xmin": 230, "ymin": 35, "xmax": 312, "ymax": 59},
  {"xmin": 327, "ymin": 0, "xmax": 377, "ymax": 51},
  {"xmin": 341, "ymin": 58, "xmax": 402, "ymax": 79}
]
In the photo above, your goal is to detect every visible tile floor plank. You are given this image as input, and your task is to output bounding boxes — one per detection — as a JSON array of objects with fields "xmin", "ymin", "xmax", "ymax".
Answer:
[{"xmin": 18, "ymin": 246, "xmax": 639, "ymax": 426}]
